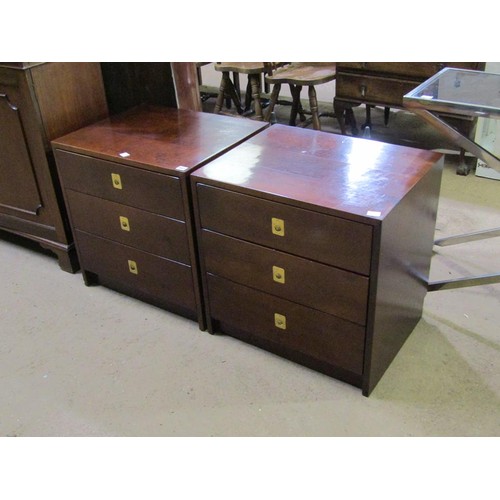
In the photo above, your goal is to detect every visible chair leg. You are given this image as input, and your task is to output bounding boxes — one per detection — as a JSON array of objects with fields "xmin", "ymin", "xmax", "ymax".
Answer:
[
  {"xmin": 289, "ymin": 84, "xmax": 302, "ymax": 126},
  {"xmin": 249, "ymin": 74, "xmax": 263, "ymax": 120},
  {"xmin": 265, "ymin": 83, "xmax": 281, "ymax": 122},
  {"xmin": 244, "ymin": 79, "xmax": 252, "ymax": 111},
  {"xmin": 308, "ymin": 86, "xmax": 320, "ymax": 130},
  {"xmin": 363, "ymin": 105, "xmax": 372, "ymax": 131},
  {"xmin": 384, "ymin": 106, "xmax": 391, "ymax": 126},
  {"xmin": 214, "ymin": 72, "xmax": 228, "ymax": 114},
  {"xmin": 214, "ymin": 72, "xmax": 243, "ymax": 114}
]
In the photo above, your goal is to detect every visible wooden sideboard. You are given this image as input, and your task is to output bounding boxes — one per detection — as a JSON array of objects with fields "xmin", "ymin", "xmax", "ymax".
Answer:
[
  {"xmin": 52, "ymin": 105, "xmax": 268, "ymax": 327},
  {"xmin": 0, "ymin": 62, "xmax": 108, "ymax": 271},
  {"xmin": 334, "ymin": 62, "xmax": 485, "ymax": 136},
  {"xmin": 191, "ymin": 124, "xmax": 444, "ymax": 395}
]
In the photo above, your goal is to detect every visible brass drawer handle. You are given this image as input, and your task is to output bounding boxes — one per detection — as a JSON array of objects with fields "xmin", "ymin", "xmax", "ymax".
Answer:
[
  {"xmin": 119, "ymin": 216, "xmax": 130, "ymax": 232},
  {"xmin": 274, "ymin": 313, "xmax": 286, "ymax": 330},
  {"xmin": 128, "ymin": 259, "xmax": 138, "ymax": 274},
  {"xmin": 273, "ymin": 265, "xmax": 285, "ymax": 284},
  {"xmin": 111, "ymin": 173, "xmax": 122, "ymax": 190},
  {"xmin": 272, "ymin": 217, "xmax": 285, "ymax": 236}
]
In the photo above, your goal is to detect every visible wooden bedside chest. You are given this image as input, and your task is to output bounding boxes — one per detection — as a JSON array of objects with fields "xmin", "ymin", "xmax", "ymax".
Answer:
[
  {"xmin": 191, "ymin": 124, "xmax": 444, "ymax": 395},
  {"xmin": 52, "ymin": 105, "xmax": 268, "ymax": 328}
]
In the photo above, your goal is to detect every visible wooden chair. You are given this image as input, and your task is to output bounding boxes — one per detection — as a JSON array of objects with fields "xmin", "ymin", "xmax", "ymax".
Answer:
[
  {"xmin": 264, "ymin": 63, "xmax": 337, "ymax": 130},
  {"xmin": 213, "ymin": 62, "xmax": 271, "ymax": 120}
]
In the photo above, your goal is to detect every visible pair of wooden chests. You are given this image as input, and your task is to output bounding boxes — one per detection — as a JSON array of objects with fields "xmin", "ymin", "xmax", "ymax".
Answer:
[{"xmin": 51, "ymin": 106, "xmax": 443, "ymax": 396}]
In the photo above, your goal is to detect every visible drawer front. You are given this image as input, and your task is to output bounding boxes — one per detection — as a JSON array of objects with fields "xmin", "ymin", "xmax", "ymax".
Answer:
[
  {"xmin": 336, "ymin": 73, "xmax": 419, "ymax": 106},
  {"xmin": 55, "ymin": 149, "xmax": 184, "ymax": 219},
  {"xmin": 196, "ymin": 184, "xmax": 372, "ymax": 275},
  {"xmin": 338, "ymin": 62, "xmax": 443, "ymax": 78},
  {"xmin": 76, "ymin": 230, "xmax": 196, "ymax": 312},
  {"xmin": 208, "ymin": 274, "xmax": 365, "ymax": 375},
  {"xmin": 66, "ymin": 190, "xmax": 190, "ymax": 264},
  {"xmin": 338, "ymin": 63, "xmax": 481, "ymax": 78},
  {"xmin": 202, "ymin": 230, "xmax": 368, "ymax": 325}
]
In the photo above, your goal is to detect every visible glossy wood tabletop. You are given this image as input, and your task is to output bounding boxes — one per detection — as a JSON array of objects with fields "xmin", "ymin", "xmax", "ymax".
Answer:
[
  {"xmin": 192, "ymin": 124, "xmax": 443, "ymax": 221},
  {"xmin": 51, "ymin": 105, "xmax": 268, "ymax": 175}
]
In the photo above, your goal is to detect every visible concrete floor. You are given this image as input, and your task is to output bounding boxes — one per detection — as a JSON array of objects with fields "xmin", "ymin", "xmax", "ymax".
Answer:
[{"xmin": 1, "ymin": 105, "xmax": 499, "ymax": 437}]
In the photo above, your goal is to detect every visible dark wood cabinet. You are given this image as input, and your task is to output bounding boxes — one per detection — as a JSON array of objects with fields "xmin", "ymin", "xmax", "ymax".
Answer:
[
  {"xmin": 0, "ymin": 62, "xmax": 108, "ymax": 271},
  {"xmin": 191, "ymin": 124, "xmax": 444, "ymax": 395},
  {"xmin": 334, "ymin": 62, "xmax": 485, "ymax": 135},
  {"xmin": 52, "ymin": 105, "xmax": 268, "ymax": 327}
]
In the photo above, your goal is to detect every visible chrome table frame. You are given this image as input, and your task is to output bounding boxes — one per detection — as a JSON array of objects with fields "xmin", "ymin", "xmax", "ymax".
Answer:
[{"xmin": 404, "ymin": 67, "xmax": 500, "ymax": 292}]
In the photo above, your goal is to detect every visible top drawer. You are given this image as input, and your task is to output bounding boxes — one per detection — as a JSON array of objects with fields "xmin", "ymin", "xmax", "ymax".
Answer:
[
  {"xmin": 196, "ymin": 184, "xmax": 372, "ymax": 276},
  {"xmin": 338, "ymin": 63, "xmax": 445, "ymax": 79},
  {"xmin": 54, "ymin": 149, "xmax": 184, "ymax": 220},
  {"xmin": 338, "ymin": 63, "xmax": 482, "ymax": 79}
]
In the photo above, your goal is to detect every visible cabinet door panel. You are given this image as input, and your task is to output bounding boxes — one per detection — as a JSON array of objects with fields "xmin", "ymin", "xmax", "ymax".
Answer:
[{"xmin": 0, "ymin": 91, "xmax": 42, "ymax": 215}]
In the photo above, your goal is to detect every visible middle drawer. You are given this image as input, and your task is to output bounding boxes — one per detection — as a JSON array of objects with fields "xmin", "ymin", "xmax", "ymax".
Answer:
[
  {"xmin": 66, "ymin": 189, "xmax": 190, "ymax": 264},
  {"xmin": 202, "ymin": 230, "xmax": 369, "ymax": 326}
]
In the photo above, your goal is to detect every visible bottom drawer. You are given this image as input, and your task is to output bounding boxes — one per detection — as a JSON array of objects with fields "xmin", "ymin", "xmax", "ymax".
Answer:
[
  {"xmin": 76, "ymin": 230, "xmax": 197, "ymax": 316},
  {"xmin": 207, "ymin": 274, "xmax": 365, "ymax": 378}
]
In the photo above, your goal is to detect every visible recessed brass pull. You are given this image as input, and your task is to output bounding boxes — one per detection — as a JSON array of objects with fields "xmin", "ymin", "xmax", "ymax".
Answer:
[
  {"xmin": 272, "ymin": 217, "xmax": 285, "ymax": 236},
  {"xmin": 274, "ymin": 313, "xmax": 286, "ymax": 330},
  {"xmin": 128, "ymin": 260, "xmax": 138, "ymax": 274},
  {"xmin": 111, "ymin": 173, "xmax": 122, "ymax": 190},
  {"xmin": 119, "ymin": 216, "xmax": 130, "ymax": 232},
  {"xmin": 273, "ymin": 265, "xmax": 285, "ymax": 284}
]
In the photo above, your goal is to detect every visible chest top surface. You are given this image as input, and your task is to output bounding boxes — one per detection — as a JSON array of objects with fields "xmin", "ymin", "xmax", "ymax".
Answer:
[
  {"xmin": 51, "ymin": 105, "xmax": 268, "ymax": 175},
  {"xmin": 192, "ymin": 124, "xmax": 443, "ymax": 221}
]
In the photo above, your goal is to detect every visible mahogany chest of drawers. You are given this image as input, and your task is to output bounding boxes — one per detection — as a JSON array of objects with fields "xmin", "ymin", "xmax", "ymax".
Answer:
[
  {"xmin": 52, "ymin": 105, "xmax": 268, "ymax": 327},
  {"xmin": 191, "ymin": 124, "xmax": 443, "ymax": 395},
  {"xmin": 335, "ymin": 62, "xmax": 485, "ymax": 135}
]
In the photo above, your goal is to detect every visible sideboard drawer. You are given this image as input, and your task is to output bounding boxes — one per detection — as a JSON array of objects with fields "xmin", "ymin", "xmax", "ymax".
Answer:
[
  {"xmin": 208, "ymin": 274, "xmax": 366, "ymax": 376},
  {"xmin": 339, "ymin": 62, "xmax": 446, "ymax": 78},
  {"xmin": 196, "ymin": 184, "xmax": 372, "ymax": 275},
  {"xmin": 66, "ymin": 189, "xmax": 190, "ymax": 264},
  {"xmin": 55, "ymin": 149, "xmax": 184, "ymax": 219},
  {"xmin": 336, "ymin": 73, "xmax": 419, "ymax": 107},
  {"xmin": 202, "ymin": 229, "xmax": 369, "ymax": 325},
  {"xmin": 76, "ymin": 230, "xmax": 196, "ymax": 313}
]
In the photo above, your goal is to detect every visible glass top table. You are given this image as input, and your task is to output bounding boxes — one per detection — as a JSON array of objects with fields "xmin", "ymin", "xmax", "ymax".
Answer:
[
  {"xmin": 404, "ymin": 67, "xmax": 500, "ymax": 176},
  {"xmin": 404, "ymin": 67, "xmax": 500, "ymax": 292}
]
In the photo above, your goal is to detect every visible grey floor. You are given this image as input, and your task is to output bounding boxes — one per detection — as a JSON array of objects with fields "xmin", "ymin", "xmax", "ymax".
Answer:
[{"xmin": 1, "ymin": 102, "xmax": 499, "ymax": 437}]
